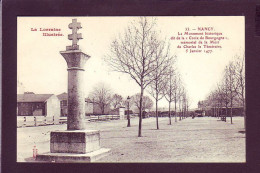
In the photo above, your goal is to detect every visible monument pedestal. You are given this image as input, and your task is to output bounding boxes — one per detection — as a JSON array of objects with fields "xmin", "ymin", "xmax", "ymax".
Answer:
[
  {"xmin": 36, "ymin": 130, "xmax": 111, "ymax": 162},
  {"xmin": 36, "ymin": 148, "xmax": 111, "ymax": 162},
  {"xmin": 50, "ymin": 130, "xmax": 101, "ymax": 153}
]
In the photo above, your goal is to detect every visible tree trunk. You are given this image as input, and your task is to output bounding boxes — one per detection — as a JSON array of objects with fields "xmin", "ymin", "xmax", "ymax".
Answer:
[
  {"xmin": 243, "ymin": 99, "xmax": 246, "ymax": 129},
  {"xmin": 217, "ymin": 106, "xmax": 219, "ymax": 118},
  {"xmin": 174, "ymin": 100, "xmax": 177, "ymax": 122},
  {"xmin": 218, "ymin": 106, "xmax": 220, "ymax": 118},
  {"xmin": 182, "ymin": 108, "xmax": 184, "ymax": 119},
  {"xmin": 101, "ymin": 104, "xmax": 105, "ymax": 114},
  {"xmin": 220, "ymin": 102, "xmax": 223, "ymax": 119},
  {"xmin": 179, "ymin": 102, "xmax": 181, "ymax": 121},
  {"xmin": 168, "ymin": 101, "xmax": 171, "ymax": 125},
  {"xmin": 187, "ymin": 105, "xmax": 189, "ymax": 118},
  {"xmin": 218, "ymin": 105, "xmax": 220, "ymax": 118},
  {"xmin": 138, "ymin": 86, "xmax": 144, "ymax": 137},
  {"xmin": 225, "ymin": 103, "xmax": 228, "ymax": 122},
  {"xmin": 127, "ymin": 101, "xmax": 130, "ymax": 127},
  {"xmin": 215, "ymin": 106, "xmax": 217, "ymax": 118},
  {"xmin": 156, "ymin": 98, "xmax": 159, "ymax": 129},
  {"xmin": 230, "ymin": 99, "xmax": 233, "ymax": 124},
  {"xmin": 182, "ymin": 107, "xmax": 184, "ymax": 119}
]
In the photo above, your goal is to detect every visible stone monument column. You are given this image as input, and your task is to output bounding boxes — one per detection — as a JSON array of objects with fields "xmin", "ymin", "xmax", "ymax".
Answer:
[
  {"xmin": 61, "ymin": 52, "xmax": 89, "ymax": 130},
  {"xmin": 60, "ymin": 19, "xmax": 90, "ymax": 130},
  {"xmin": 36, "ymin": 19, "xmax": 110, "ymax": 162}
]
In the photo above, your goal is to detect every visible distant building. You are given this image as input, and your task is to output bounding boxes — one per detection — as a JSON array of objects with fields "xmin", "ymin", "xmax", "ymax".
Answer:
[
  {"xmin": 57, "ymin": 93, "xmax": 111, "ymax": 116},
  {"xmin": 57, "ymin": 92, "xmax": 68, "ymax": 117},
  {"xmin": 17, "ymin": 92, "xmax": 60, "ymax": 118},
  {"xmin": 197, "ymin": 99, "xmax": 244, "ymax": 116},
  {"xmin": 57, "ymin": 93, "xmax": 94, "ymax": 116},
  {"xmin": 85, "ymin": 98, "xmax": 111, "ymax": 115},
  {"xmin": 110, "ymin": 106, "xmax": 125, "ymax": 119}
]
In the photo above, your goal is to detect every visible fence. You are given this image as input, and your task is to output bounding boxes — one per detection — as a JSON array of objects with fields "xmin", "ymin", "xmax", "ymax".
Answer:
[
  {"xmin": 89, "ymin": 115, "xmax": 120, "ymax": 121},
  {"xmin": 17, "ymin": 115, "xmax": 122, "ymax": 127},
  {"xmin": 17, "ymin": 116, "xmax": 59, "ymax": 128}
]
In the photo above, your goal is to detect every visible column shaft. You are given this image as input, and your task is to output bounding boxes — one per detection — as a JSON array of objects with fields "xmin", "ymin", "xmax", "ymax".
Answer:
[{"xmin": 67, "ymin": 68, "xmax": 85, "ymax": 130}]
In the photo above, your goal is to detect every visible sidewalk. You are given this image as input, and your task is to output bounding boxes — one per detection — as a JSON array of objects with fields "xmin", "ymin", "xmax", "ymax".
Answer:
[{"xmin": 17, "ymin": 117, "xmax": 245, "ymax": 162}]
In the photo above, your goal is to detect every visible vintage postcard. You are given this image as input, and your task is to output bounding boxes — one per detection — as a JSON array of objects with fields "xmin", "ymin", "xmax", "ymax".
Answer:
[{"xmin": 17, "ymin": 16, "xmax": 245, "ymax": 163}]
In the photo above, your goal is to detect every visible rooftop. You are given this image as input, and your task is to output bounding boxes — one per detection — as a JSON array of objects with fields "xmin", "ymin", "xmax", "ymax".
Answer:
[
  {"xmin": 17, "ymin": 93, "xmax": 54, "ymax": 102},
  {"xmin": 57, "ymin": 92, "xmax": 67, "ymax": 101}
]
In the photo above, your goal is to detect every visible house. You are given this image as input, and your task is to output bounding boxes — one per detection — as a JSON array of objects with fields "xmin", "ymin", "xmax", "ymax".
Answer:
[
  {"xmin": 57, "ymin": 92, "xmax": 68, "ymax": 117},
  {"xmin": 85, "ymin": 98, "xmax": 111, "ymax": 115},
  {"xmin": 17, "ymin": 92, "xmax": 60, "ymax": 118},
  {"xmin": 57, "ymin": 93, "xmax": 108, "ymax": 116},
  {"xmin": 57, "ymin": 93, "xmax": 113, "ymax": 116}
]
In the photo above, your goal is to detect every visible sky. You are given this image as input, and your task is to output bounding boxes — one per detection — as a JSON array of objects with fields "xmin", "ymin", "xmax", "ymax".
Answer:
[{"xmin": 17, "ymin": 16, "xmax": 244, "ymax": 109}]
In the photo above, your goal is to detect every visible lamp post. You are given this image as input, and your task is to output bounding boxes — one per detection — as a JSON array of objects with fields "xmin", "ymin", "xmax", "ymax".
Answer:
[{"xmin": 127, "ymin": 96, "xmax": 130, "ymax": 127}]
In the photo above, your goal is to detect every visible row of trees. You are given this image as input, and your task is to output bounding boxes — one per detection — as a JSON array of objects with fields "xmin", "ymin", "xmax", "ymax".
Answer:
[
  {"xmin": 163, "ymin": 69, "xmax": 191, "ymax": 126},
  {"xmin": 88, "ymin": 82, "xmax": 154, "ymax": 115},
  {"xmin": 200, "ymin": 54, "xmax": 245, "ymax": 128},
  {"xmin": 105, "ymin": 17, "xmax": 190, "ymax": 137}
]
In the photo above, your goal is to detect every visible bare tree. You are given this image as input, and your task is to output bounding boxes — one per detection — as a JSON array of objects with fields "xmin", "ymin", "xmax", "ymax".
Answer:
[
  {"xmin": 89, "ymin": 83, "xmax": 112, "ymax": 114},
  {"xmin": 147, "ymin": 40, "xmax": 174, "ymax": 129},
  {"xmin": 216, "ymin": 84, "xmax": 225, "ymax": 119},
  {"xmin": 106, "ymin": 17, "xmax": 161, "ymax": 137},
  {"xmin": 178, "ymin": 87, "xmax": 183, "ymax": 121},
  {"xmin": 164, "ymin": 67, "xmax": 177, "ymax": 125},
  {"xmin": 131, "ymin": 93, "xmax": 153, "ymax": 113},
  {"xmin": 221, "ymin": 75, "xmax": 230, "ymax": 121},
  {"xmin": 206, "ymin": 55, "xmax": 244, "ymax": 125},
  {"xmin": 186, "ymin": 96, "xmax": 191, "ymax": 118},
  {"xmin": 234, "ymin": 54, "xmax": 245, "ymax": 128},
  {"xmin": 178, "ymin": 84, "xmax": 184, "ymax": 121},
  {"xmin": 181, "ymin": 88, "xmax": 187, "ymax": 120},
  {"xmin": 225, "ymin": 62, "xmax": 238, "ymax": 124},
  {"xmin": 173, "ymin": 74, "xmax": 180, "ymax": 122},
  {"xmin": 182, "ymin": 90, "xmax": 189, "ymax": 119},
  {"xmin": 111, "ymin": 94, "xmax": 123, "ymax": 109},
  {"xmin": 208, "ymin": 90, "xmax": 218, "ymax": 117}
]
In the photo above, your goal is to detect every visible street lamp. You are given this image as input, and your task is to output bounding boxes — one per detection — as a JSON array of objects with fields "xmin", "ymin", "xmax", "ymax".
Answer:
[{"xmin": 127, "ymin": 96, "xmax": 130, "ymax": 127}]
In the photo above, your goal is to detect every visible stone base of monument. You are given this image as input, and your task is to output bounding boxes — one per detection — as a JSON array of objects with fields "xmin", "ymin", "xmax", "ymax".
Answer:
[
  {"xmin": 36, "ymin": 130, "xmax": 111, "ymax": 162},
  {"xmin": 36, "ymin": 148, "xmax": 111, "ymax": 162}
]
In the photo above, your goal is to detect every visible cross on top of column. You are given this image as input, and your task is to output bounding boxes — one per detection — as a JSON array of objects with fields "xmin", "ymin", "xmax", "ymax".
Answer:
[{"xmin": 66, "ymin": 19, "xmax": 83, "ymax": 51}]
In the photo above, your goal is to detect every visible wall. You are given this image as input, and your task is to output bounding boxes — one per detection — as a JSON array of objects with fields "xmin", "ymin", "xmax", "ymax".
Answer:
[
  {"xmin": 93, "ymin": 103, "xmax": 110, "ymax": 115},
  {"xmin": 60, "ymin": 100, "xmax": 68, "ymax": 116},
  {"xmin": 17, "ymin": 102, "xmax": 45, "ymax": 116},
  {"xmin": 46, "ymin": 95, "xmax": 60, "ymax": 124},
  {"xmin": 119, "ymin": 107, "xmax": 125, "ymax": 119},
  {"xmin": 85, "ymin": 102, "xmax": 93, "ymax": 114},
  {"xmin": 204, "ymin": 107, "xmax": 244, "ymax": 116}
]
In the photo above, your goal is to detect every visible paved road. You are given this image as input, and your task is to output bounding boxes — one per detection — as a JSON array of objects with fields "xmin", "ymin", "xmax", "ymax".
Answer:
[{"xmin": 17, "ymin": 116, "xmax": 245, "ymax": 162}]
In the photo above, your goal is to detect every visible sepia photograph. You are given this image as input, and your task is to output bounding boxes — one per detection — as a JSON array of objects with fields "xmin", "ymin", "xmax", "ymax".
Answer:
[{"xmin": 17, "ymin": 16, "xmax": 245, "ymax": 163}]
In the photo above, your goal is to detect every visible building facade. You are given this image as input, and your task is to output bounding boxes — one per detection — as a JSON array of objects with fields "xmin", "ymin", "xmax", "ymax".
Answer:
[
  {"xmin": 17, "ymin": 93, "xmax": 60, "ymax": 117},
  {"xmin": 57, "ymin": 92, "xmax": 68, "ymax": 117}
]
